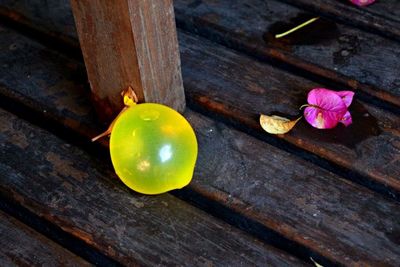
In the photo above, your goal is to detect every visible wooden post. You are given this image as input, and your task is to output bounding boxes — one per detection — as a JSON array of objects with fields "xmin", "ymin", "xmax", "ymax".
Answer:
[{"xmin": 70, "ymin": 0, "xmax": 185, "ymax": 122}]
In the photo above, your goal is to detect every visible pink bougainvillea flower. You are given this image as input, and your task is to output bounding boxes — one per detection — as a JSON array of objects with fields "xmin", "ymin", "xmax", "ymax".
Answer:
[
  {"xmin": 350, "ymin": 0, "xmax": 375, "ymax": 7},
  {"xmin": 304, "ymin": 88, "xmax": 354, "ymax": 129}
]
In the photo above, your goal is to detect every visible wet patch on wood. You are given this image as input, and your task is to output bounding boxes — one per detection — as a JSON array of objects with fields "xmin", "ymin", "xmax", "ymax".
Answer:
[{"xmin": 297, "ymin": 101, "xmax": 381, "ymax": 148}]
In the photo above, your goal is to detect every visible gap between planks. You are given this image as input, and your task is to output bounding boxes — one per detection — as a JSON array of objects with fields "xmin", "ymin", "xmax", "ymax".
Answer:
[
  {"xmin": 277, "ymin": 0, "xmax": 400, "ymax": 42},
  {"xmin": 0, "ymin": 78, "xmax": 328, "ymax": 267},
  {"xmin": 0, "ymin": 106, "xmax": 309, "ymax": 266},
  {"xmin": 173, "ymin": 0, "xmax": 400, "ymax": 111},
  {"xmin": 1, "ymin": 1, "xmax": 400, "ymax": 113},
  {"xmin": 0, "ymin": 197, "xmax": 120, "ymax": 266},
  {"xmin": 1, "ymin": 14, "xmax": 399, "ymax": 203},
  {"xmin": 1, "ymin": 24, "xmax": 400, "ymax": 265}
]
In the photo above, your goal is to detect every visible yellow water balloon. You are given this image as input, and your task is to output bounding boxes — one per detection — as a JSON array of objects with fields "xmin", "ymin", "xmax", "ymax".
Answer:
[{"xmin": 109, "ymin": 103, "xmax": 198, "ymax": 194}]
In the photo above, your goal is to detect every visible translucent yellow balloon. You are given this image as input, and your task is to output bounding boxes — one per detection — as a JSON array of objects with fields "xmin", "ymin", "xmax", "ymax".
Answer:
[{"xmin": 109, "ymin": 103, "xmax": 197, "ymax": 194}]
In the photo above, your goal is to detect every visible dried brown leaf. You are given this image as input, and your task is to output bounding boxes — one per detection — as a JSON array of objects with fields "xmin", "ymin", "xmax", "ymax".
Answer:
[{"xmin": 259, "ymin": 115, "xmax": 301, "ymax": 134}]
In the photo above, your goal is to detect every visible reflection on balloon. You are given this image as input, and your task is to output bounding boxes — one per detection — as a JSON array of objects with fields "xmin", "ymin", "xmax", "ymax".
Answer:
[{"xmin": 159, "ymin": 144, "xmax": 172, "ymax": 163}]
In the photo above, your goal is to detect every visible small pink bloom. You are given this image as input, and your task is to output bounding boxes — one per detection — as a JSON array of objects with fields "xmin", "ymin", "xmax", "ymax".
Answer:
[
  {"xmin": 350, "ymin": 0, "xmax": 375, "ymax": 6},
  {"xmin": 304, "ymin": 88, "xmax": 354, "ymax": 129}
]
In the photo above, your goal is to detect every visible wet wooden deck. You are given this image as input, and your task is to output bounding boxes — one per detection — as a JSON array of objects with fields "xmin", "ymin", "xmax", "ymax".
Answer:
[{"xmin": 0, "ymin": 1, "xmax": 399, "ymax": 266}]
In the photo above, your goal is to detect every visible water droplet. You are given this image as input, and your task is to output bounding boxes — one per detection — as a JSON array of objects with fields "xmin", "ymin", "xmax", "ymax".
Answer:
[{"xmin": 341, "ymin": 50, "xmax": 350, "ymax": 57}]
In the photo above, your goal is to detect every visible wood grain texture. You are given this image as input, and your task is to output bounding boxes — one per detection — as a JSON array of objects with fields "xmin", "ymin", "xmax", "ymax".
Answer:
[
  {"xmin": 0, "ymin": 0, "xmax": 78, "ymax": 51},
  {"xmin": 0, "ymin": 107, "xmax": 306, "ymax": 267},
  {"xmin": 173, "ymin": 0, "xmax": 400, "ymax": 108},
  {"xmin": 69, "ymin": 0, "xmax": 185, "ymax": 121},
  {"xmin": 178, "ymin": 32, "xmax": 400, "ymax": 200},
  {"xmin": 0, "ymin": 210, "xmax": 92, "ymax": 267},
  {"xmin": 1, "ymin": 26, "xmax": 400, "ymax": 266},
  {"xmin": 1, "ymin": 19, "xmax": 399, "ymax": 201},
  {"xmin": 278, "ymin": 0, "xmax": 400, "ymax": 41},
  {"xmin": 186, "ymin": 112, "xmax": 400, "ymax": 267},
  {"xmin": 1, "ymin": 0, "xmax": 399, "ymax": 108}
]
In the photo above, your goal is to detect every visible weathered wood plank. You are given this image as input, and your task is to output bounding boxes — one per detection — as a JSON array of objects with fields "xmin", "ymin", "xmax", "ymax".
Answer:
[
  {"xmin": 186, "ymin": 112, "xmax": 400, "ymax": 267},
  {"xmin": 278, "ymin": 0, "xmax": 400, "ymax": 41},
  {"xmin": 173, "ymin": 0, "xmax": 400, "ymax": 108},
  {"xmin": 0, "ymin": 0, "xmax": 77, "ymax": 46},
  {"xmin": 1, "ymin": 0, "xmax": 399, "ymax": 109},
  {"xmin": 0, "ymin": 210, "xmax": 92, "ymax": 267},
  {"xmin": 1, "ymin": 26, "xmax": 400, "ymax": 266},
  {"xmin": 69, "ymin": 0, "xmax": 185, "ymax": 121},
  {"xmin": 178, "ymin": 32, "xmax": 400, "ymax": 201},
  {"xmin": 0, "ymin": 107, "xmax": 305, "ymax": 267},
  {"xmin": 1, "ymin": 20, "xmax": 399, "ymax": 202}
]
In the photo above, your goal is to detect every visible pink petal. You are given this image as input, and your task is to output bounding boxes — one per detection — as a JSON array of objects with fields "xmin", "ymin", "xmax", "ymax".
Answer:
[
  {"xmin": 335, "ymin": 91, "xmax": 355, "ymax": 108},
  {"xmin": 304, "ymin": 106, "xmax": 341, "ymax": 129},
  {"xmin": 307, "ymin": 88, "xmax": 348, "ymax": 114},
  {"xmin": 304, "ymin": 88, "xmax": 348, "ymax": 129},
  {"xmin": 340, "ymin": 111, "xmax": 353, "ymax": 127},
  {"xmin": 350, "ymin": 0, "xmax": 375, "ymax": 6}
]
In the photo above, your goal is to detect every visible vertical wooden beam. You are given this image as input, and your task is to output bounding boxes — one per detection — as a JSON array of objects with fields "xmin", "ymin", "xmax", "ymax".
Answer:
[{"xmin": 70, "ymin": 0, "xmax": 185, "ymax": 122}]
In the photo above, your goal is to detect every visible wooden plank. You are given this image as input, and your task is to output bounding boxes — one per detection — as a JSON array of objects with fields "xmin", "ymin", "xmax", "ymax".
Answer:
[
  {"xmin": 69, "ymin": 0, "xmax": 185, "ymax": 121},
  {"xmin": 185, "ymin": 112, "xmax": 400, "ymax": 267},
  {"xmin": 1, "ymin": 26, "xmax": 400, "ymax": 266},
  {"xmin": 0, "ymin": 107, "xmax": 306, "ymax": 267},
  {"xmin": 278, "ymin": 0, "xmax": 400, "ymax": 41},
  {"xmin": 1, "ymin": 1, "xmax": 400, "ymax": 109},
  {"xmin": 0, "ymin": 210, "xmax": 92, "ymax": 267},
  {"xmin": 173, "ymin": 0, "xmax": 400, "ymax": 109},
  {"xmin": 0, "ymin": 0, "xmax": 77, "ymax": 46},
  {"xmin": 178, "ymin": 32, "xmax": 400, "ymax": 201},
  {"xmin": 1, "ymin": 19, "xmax": 399, "ymax": 201}
]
